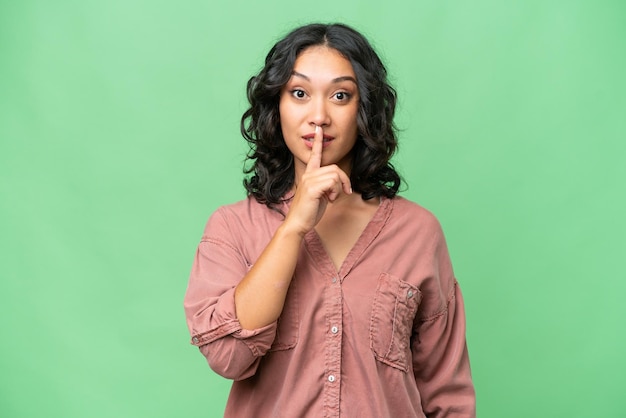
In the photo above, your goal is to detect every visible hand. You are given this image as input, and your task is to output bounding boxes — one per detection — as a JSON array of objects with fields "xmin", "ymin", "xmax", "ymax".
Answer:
[{"xmin": 284, "ymin": 126, "xmax": 352, "ymax": 236}]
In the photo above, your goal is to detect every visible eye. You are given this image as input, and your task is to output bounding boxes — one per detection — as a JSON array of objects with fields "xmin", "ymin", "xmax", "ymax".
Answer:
[
  {"xmin": 333, "ymin": 91, "xmax": 351, "ymax": 101},
  {"xmin": 290, "ymin": 89, "xmax": 307, "ymax": 99}
]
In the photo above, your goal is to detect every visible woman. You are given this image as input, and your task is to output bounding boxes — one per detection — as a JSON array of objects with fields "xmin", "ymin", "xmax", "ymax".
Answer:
[{"xmin": 184, "ymin": 23, "xmax": 475, "ymax": 417}]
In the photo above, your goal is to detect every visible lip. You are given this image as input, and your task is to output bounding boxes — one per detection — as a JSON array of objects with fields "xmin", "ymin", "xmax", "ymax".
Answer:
[
  {"xmin": 302, "ymin": 133, "xmax": 335, "ymax": 148},
  {"xmin": 302, "ymin": 133, "xmax": 335, "ymax": 141}
]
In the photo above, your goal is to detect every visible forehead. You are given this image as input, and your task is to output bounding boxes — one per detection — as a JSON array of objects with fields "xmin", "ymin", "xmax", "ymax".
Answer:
[{"xmin": 292, "ymin": 46, "xmax": 356, "ymax": 79}]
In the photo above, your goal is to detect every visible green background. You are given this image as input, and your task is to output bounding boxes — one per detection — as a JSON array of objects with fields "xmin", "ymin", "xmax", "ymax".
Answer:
[{"xmin": 1, "ymin": 0, "xmax": 625, "ymax": 417}]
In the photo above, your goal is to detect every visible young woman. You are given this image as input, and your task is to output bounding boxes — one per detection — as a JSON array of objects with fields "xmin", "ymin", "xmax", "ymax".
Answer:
[{"xmin": 184, "ymin": 23, "xmax": 475, "ymax": 417}]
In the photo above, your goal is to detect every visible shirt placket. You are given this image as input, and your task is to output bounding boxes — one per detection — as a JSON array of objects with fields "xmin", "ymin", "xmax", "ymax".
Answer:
[{"xmin": 323, "ymin": 274, "xmax": 343, "ymax": 417}]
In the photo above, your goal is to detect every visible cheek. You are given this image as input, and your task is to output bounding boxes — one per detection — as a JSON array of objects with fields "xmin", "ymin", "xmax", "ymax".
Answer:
[
  {"xmin": 345, "ymin": 107, "xmax": 359, "ymax": 135},
  {"xmin": 279, "ymin": 105, "xmax": 300, "ymax": 143},
  {"xmin": 278, "ymin": 102, "xmax": 297, "ymax": 128}
]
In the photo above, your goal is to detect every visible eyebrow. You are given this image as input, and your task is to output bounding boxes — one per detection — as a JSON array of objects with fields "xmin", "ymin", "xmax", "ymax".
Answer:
[{"xmin": 291, "ymin": 71, "xmax": 357, "ymax": 85}]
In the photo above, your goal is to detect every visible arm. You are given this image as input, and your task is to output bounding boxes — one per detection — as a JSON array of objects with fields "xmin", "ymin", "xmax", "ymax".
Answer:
[
  {"xmin": 184, "ymin": 126, "xmax": 351, "ymax": 379},
  {"xmin": 412, "ymin": 226, "xmax": 476, "ymax": 417},
  {"xmin": 234, "ymin": 125, "xmax": 351, "ymax": 330},
  {"xmin": 184, "ymin": 221, "xmax": 279, "ymax": 380}
]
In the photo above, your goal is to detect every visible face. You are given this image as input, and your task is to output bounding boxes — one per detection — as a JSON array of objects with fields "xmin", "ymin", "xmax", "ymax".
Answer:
[{"xmin": 279, "ymin": 46, "xmax": 360, "ymax": 177}]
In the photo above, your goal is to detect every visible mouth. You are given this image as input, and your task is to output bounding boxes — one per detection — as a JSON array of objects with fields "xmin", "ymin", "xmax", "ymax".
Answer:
[{"xmin": 302, "ymin": 133, "xmax": 335, "ymax": 147}]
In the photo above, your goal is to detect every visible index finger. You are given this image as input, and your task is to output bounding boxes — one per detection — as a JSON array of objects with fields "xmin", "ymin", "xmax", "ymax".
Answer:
[{"xmin": 305, "ymin": 125, "xmax": 323, "ymax": 172}]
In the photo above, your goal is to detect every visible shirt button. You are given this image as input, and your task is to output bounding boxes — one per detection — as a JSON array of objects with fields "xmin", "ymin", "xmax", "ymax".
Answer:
[
  {"xmin": 192, "ymin": 337, "xmax": 199, "ymax": 344},
  {"xmin": 331, "ymin": 326, "xmax": 339, "ymax": 334},
  {"xmin": 407, "ymin": 290, "xmax": 414, "ymax": 298},
  {"xmin": 331, "ymin": 277, "xmax": 337, "ymax": 283},
  {"xmin": 328, "ymin": 375, "xmax": 336, "ymax": 382}
]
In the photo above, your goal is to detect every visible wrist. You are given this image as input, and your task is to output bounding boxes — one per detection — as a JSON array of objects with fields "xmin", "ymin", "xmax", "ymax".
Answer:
[{"xmin": 276, "ymin": 220, "xmax": 308, "ymax": 241}]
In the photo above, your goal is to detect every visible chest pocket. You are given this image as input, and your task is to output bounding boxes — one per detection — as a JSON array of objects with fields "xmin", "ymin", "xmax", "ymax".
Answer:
[{"xmin": 369, "ymin": 272, "xmax": 421, "ymax": 372}]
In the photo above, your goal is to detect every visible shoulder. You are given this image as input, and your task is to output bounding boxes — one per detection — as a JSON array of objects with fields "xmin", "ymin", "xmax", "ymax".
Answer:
[
  {"xmin": 214, "ymin": 196, "xmax": 261, "ymax": 217},
  {"xmin": 388, "ymin": 196, "xmax": 443, "ymax": 235},
  {"xmin": 202, "ymin": 196, "xmax": 283, "ymax": 240},
  {"xmin": 199, "ymin": 197, "xmax": 285, "ymax": 262}
]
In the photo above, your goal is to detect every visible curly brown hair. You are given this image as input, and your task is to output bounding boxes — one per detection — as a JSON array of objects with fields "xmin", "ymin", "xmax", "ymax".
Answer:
[{"xmin": 241, "ymin": 23, "xmax": 401, "ymax": 209}]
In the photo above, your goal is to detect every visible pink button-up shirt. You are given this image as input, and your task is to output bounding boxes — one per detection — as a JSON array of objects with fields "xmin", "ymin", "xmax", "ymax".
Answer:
[{"xmin": 184, "ymin": 196, "xmax": 475, "ymax": 417}]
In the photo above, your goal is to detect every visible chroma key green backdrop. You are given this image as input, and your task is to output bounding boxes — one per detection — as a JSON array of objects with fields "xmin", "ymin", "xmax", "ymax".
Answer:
[{"xmin": 1, "ymin": 1, "xmax": 625, "ymax": 417}]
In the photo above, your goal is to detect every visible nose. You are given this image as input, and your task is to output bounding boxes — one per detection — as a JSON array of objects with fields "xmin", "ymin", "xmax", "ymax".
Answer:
[{"xmin": 308, "ymin": 97, "xmax": 330, "ymax": 128}]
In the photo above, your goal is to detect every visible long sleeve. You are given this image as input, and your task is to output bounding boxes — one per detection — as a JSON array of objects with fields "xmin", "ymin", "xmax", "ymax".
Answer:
[
  {"xmin": 411, "ymin": 224, "xmax": 476, "ymax": 417},
  {"xmin": 183, "ymin": 208, "xmax": 278, "ymax": 381}
]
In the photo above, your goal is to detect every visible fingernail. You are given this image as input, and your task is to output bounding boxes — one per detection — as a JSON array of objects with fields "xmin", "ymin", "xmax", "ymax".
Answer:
[{"xmin": 315, "ymin": 125, "xmax": 319, "ymax": 133}]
